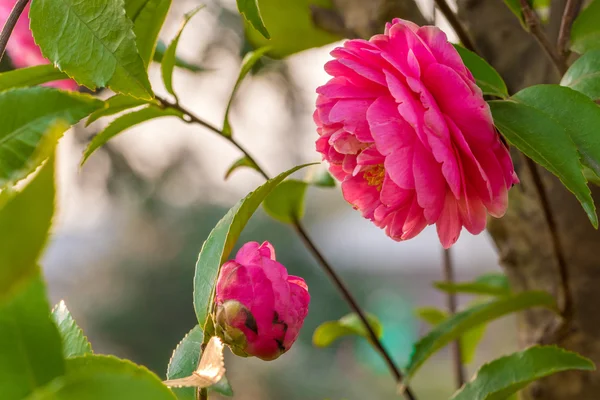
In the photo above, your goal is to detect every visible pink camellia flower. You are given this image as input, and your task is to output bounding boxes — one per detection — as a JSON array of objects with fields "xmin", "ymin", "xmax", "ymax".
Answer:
[
  {"xmin": 314, "ymin": 18, "xmax": 518, "ymax": 248},
  {"xmin": 0, "ymin": 1, "xmax": 77, "ymax": 91},
  {"xmin": 214, "ymin": 241, "xmax": 310, "ymax": 361}
]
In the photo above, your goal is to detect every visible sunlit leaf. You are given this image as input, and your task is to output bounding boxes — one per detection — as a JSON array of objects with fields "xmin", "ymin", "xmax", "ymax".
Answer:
[
  {"xmin": 406, "ymin": 291, "xmax": 558, "ymax": 380},
  {"xmin": 82, "ymin": 105, "xmax": 183, "ymax": 164},
  {"xmin": 245, "ymin": 0, "xmax": 341, "ymax": 59},
  {"xmin": 86, "ymin": 94, "xmax": 155, "ymax": 126},
  {"xmin": 238, "ymin": 0, "xmax": 270, "ymax": 39},
  {"xmin": 161, "ymin": 7, "xmax": 204, "ymax": 101},
  {"xmin": 30, "ymin": 0, "xmax": 153, "ymax": 99},
  {"xmin": 124, "ymin": 0, "xmax": 172, "ymax": 69},
  {"xmin": 454, "ymin": 45, "xmax": 508, "ymax": 98},
  {"xmin": 263, "ymin": 179, "xmax": 308, "ymax": 224},
  {"xmin": 52, "ymin": 300, "xmax": 93, "ymax": 358},
  {"xmin": 0, "ymin": 276, "xmax": 65, "ymax": 399},
  {"xmin": 313, "ymin": 313, "xmax": 383, "ymax": 348},
  {"xmin": 0, "ymin": 148, "xmax": 56, "ymax": 300},
  {"xmin": 490, "ymin": 99, "xmax": 597, "ymax": 228},
  {"xmin": 27, "ymin": 355, "xmax": 177, "ymax": 400},
  {"xmin": 0, "ymin": 88, "xmax": 102, "ymax": 186},
  {"xmin": 451, "ymin": 346, "xmax": 595, "ymax": 400},
  {"xmin": 0, "ymin": 65, "xmax": 69, "ymax": 92},
  {"xmin": 193, "ymin": 163, "xmax": 315, "ymax": 328},
  {"xmin": 222, "ymin": 47, "xmax": 271, "ymax": 137},
  {"xmin": 561, "ymin": 49, "xmax": 600, "ymax": 100}
]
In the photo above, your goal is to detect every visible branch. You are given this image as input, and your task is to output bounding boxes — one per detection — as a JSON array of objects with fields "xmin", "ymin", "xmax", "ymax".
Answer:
[
  {"xmin": 519, "ymin": 0, "xmax": 568, "ymax": 74},
  {"xmin": 524, "ymin": 157, "xmax": 572, "ymax": 319},
  {"xmin": 0, "ymin": 0, "xmax": 30, "ymax": 62},
  {"xmin": 557, "ymin": 0, "xmax": 583, "ymax": 58},
  {"xmin": 443, "ymin": 248, "xmax": 466, "ymax": 389},
  {"xmin": 0, "ymin": 0, "xmax": 29, "ymax": 60},
  {"xmin": 156, "ymin": 96, "xmax": 417, "ymax": 400},
  {"xmin": 434, "ymin": 0, "xmax": 477, "ymax": 53}
]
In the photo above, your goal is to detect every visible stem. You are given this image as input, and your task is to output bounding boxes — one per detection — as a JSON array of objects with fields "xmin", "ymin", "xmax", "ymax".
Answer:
[
  {"xmin": 0, "ymin": 0, "xmax": 30, "ymax": 62},
  {"xmin": 519, "ymin": 0, "xmax": 568, "ymax": 74},
  {"xmin": 557, "ymin": 0, "xmax": 583, "ymax": 58},
  {"xmin": 197, "ymin": 388, "xmax": 207, "ymax": 400},
  {"xmin": 524, "ymin": 157, "xmax": 572, "ymax": 318},
  {"xmin": 433, "ymin": 0, "xmax": 477, "ymax": 53},
  {"xmin": 442, "ymin": 248, "xmax": 466, "ymax": 389},
  {"xmin": 157, "ymin": 96, "xmax": 417, "ymax": 400},
  {"xmin": 433, "ymin": 1, "xmax": 467, "ymax": 387}
]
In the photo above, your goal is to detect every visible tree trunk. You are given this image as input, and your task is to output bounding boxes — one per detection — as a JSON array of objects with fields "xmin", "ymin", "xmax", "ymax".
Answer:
[{"xmin": 332, "ymin": 0, "xmax": 600, "ymax": 398}]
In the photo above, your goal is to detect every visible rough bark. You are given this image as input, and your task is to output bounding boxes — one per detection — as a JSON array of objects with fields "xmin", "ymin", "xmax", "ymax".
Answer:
[{"xmin": 332, "ymin": 0, "xmax": 600, "ymax": 398}]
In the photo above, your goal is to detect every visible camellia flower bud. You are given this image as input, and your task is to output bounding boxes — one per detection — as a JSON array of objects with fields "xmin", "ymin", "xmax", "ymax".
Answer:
[
  {"xmin": 0, "ymin": 1, "xmax": 78, "ymax": 91},
  {"xmin": 315, "ymin": 18, "xmax": 519, "ymax": 248},
  {"xmin": 214, "ymin": 241, "xmax": 310, "ymax": 361}
]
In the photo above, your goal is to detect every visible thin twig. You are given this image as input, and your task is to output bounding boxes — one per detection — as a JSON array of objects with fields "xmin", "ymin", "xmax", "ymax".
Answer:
[
  {"xmin": 442, "ymin": 248, "xmax": 466, "ymax": 389},
  {"xmin": 519, "ymin": 0, "xmax": 568, "ymax": 74},
  {"xmin": 557, "ymin": 0, "xmax": 583, "ymax": 58},
  {"xmin": 293, "ymin": 221, "xmax": 416, "ymax": 400},
  {"xmin": 433, "ymin": 0, "xmax": 477, "ymax": 53},
  {"xmin": 0, "ymin": 0, "xmax": 30, "ymax": 62},
  {"xmin": 157, "ymin": 96, "xmax": 417, "ymax": 400},
  {"xmin": 524, "ymin": 157, "xmax": 572, "ymax": 318}
]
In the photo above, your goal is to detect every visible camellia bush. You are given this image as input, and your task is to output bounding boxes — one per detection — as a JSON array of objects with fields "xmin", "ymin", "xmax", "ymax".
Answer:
[{"xmin": 2, "ymin": 0, "xmax": 600, "ymax": 399}]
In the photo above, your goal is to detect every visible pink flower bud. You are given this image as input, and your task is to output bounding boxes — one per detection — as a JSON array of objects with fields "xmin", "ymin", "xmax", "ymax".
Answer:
[
  {"xmin": 314, "ymin": 19, "xmax": 519, "ymax": 248},
  {"xmin": 214, "ymin": 241, "xmax": 310, "ymax": 361},
  {"xmin": 0, "ymin": 1, "xmax": 78, "ymax": 91}
]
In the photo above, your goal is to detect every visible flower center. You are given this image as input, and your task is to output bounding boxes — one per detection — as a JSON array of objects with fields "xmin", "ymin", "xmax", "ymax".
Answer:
[{"xmin": 363, "ymin": 164, "xmax": 385, "ymax": 190}]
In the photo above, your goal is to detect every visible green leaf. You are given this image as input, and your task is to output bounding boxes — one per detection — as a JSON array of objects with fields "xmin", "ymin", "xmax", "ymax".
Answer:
[
  {"xmin": 451, "ymin": 346, "xmax": 595, "ymax": 400},
  {"xmin": 513, "ymin": 85, "xmax": 600, "ymax": 177},
  {"xmin": 82, "ymin": 105, "xmax": 183, "ymax": 164},
  {"xmin": 193, "ymin": 163, "xmax": 315, "ymax": 328},
  {"xmin": 415, "ymin": 307, "xmax": 448, "ymax": 326},
  {"xmin": 238, "ymin": 0, "xmax": 270, "ymax": 39},
  {"xmin": 406, "ymin": 291, "xmax": 558, "ymax": 380},
  {"xmin": 0, "ymin": 65, "xmax": 69, "ymax": 92},
  {"xmin": 561, "ymin": 49, "xmax": 600, "ymax": 100},
  {"xmin": 307, "ymin": 168, "xmax": 336, "ymax": 188},
  {"xmin": 224, "ymin": 156, "xmax": 260, "ymax": 179},
  {"xmin": 223, "ymin": 47, "xmax": 271, "ymax": 137},
  {"xmin": 461, "ymin": 323, "xmax": 487, "ymax": 364},
  {"xmin": 0, "ymin": 87, "xmax": 102, "ymax": 186},
  {"xmin": 51, "ymin": 300, "xmax": 93, "ymax": 358},
  {"xmin": 86, "ymin": 94, "xmax": 154, "ymax": 126},
  {"xmin": 0, "ymin": 150, "xmax": 56, "ymax": 301},
  {"xmin": 245, "ymin": 0, "xmax": 342, "ymax": 59},
  {"xmin": 415, "ymin": 307, "xmax": 487, "ymax": 364},
  {"xmin": 571, "ymin": 0, "xmax": 600, "ymax": 54},
  {"xmin": 124, "ymin": 0, "xmax": 172, "ymax": 69},
  {"xmin": 161, "ymin": 7, "xmax": 204, "ymax": 101},
  {"xmin": 30, "ymin": 0, "xmax": 153, "ymax": 99},
  {"xmin": 263, "ymin": 179, "xmax": 308, "ymax": 224},
  {"xmin": 27, "ymin": 355, "xmax": 177, "ymax": 400},
  {"xmin": 153, "ymin": 40, "xmax": 206, "ymax": 72},
  {"xmin": 0, "ymin": 276, "xmax": 66, "ymax": 400},
  {"xmin": 490, "ymin": 99, "xmax": 597, "ymax": 228},
  {"xmin": 313, "ymin": 313, "xmax": 383, "ymax": 348},
  {"xmin": 167, "ymin": 326, "xmax": 233, "ymax": 398},
  {"xmin": 454, "ymin": 45, "xmax": 508, "ymax": 98},
  {"xmin": 434, "ymin": 273, "xmax": 511, "ymax": 296},
  {"xmin": 503, "ymin": 0, "xmax": 527, "ymax": 26}
]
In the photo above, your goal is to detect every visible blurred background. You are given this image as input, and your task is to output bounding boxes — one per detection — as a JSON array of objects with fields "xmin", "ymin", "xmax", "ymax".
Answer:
[{"xmin": 8, "ymin": 0, "xmax": 518, "ymax": 398}]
